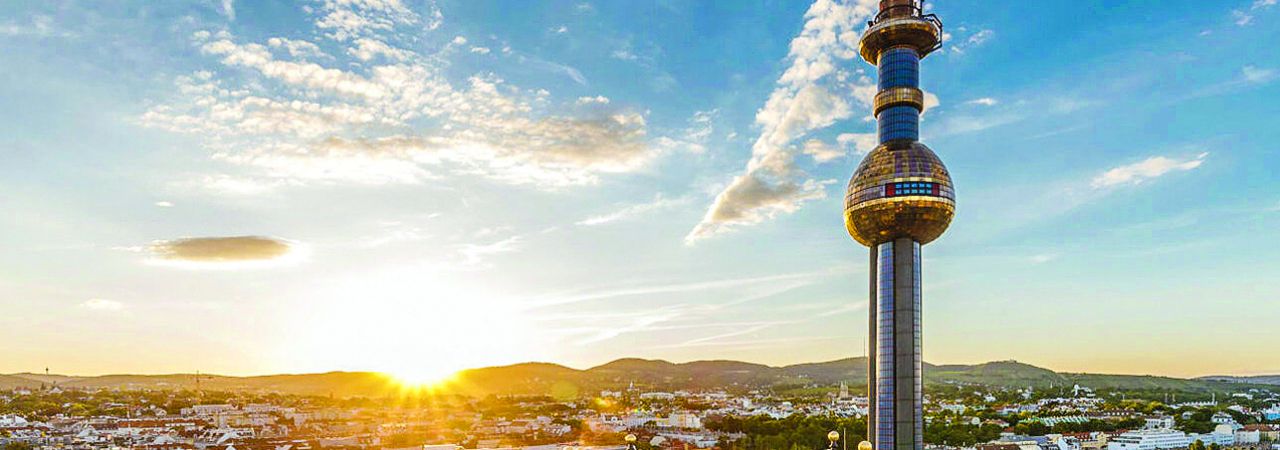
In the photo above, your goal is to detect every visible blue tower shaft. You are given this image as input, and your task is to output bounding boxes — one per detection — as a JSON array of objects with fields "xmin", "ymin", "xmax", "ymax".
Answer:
[{"xmin": 869, "ymin": 239, "xmax": 923, "ymax": 450}]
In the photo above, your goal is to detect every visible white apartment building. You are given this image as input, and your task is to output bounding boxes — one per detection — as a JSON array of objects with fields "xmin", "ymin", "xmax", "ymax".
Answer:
[
  {"xmin": 639, "ymin": 392, "xmax": 675, "ymax": 401},
  {"xmin": 1106, "ymin": 429, "xmax": 1190, "ymax": 450},
  {"xmin": 1143, "ymin": 417, "xmax": 1174, "ymax": 430},
  {"xmin": 1236, "ymin": 429, "xmax": 1261, "ymax": 445},
  {"xmin": 1187, "ymin": 425, "xmax": 1237, "ymax": 447},
  {"xmin": 664, "ymin": 413, "xmax": 702, "ymax": 429}
]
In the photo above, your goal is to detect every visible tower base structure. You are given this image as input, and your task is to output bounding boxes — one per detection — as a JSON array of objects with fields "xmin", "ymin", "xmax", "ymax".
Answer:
[{"xmin": 867, "ymin": 238, "xmax": 923, "ymax": 450}]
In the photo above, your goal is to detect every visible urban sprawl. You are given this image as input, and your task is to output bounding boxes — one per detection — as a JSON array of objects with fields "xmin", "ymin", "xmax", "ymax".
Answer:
[{"xmin": 2, "ymin": 381, "xmax": 1280, "ymax": 450}]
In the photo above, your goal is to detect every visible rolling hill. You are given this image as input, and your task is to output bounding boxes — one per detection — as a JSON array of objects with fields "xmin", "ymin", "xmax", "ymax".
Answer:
[
  {"xmin": 2, "ymin": 358, "xmax": 1260, "ymax": 398},
  {"xmin": 1198, "ymin": 375, "xmax": 1280, "ymax": 386}
]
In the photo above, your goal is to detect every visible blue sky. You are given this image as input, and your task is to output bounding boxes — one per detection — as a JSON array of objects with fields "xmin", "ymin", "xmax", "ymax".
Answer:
[{"xmin": 1, "ymin": 0, "xmax": 1277, "ymax": 379}]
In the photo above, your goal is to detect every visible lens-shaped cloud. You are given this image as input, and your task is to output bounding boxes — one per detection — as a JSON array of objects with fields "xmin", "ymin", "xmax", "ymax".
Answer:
[{"xmin": 148, "ymin": 236, "xmax": 304, "ymax": 269}]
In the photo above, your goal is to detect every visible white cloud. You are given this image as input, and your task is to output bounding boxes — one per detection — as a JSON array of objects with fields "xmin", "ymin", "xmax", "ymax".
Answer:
[
  {"xmin": 837, "ymin": 132, "xmax": 877, "ymax": 155},
  {"xmin": 1235, "ymin": 0, "xmax": 1276, "ymax": 26},
  {"xmin": 457, "ymin": 235, "xmax": 522, "ymax": 266},
  {"xmin": 933, "ymin": 112, "xmax": 1023, "ymax": 136},
  {"xmin": 687, "ymin": 0, "xmax": 878, "ymax": 243},
  {"xmin": 551, "ymin": 25, "xmax": 569, "ymax": 34},
  {"xmin": 950, "ymin": 28, "xmax": 993, "ymax": 54},
  {"xmin": 220, "ymin": 0, "xmax": 236, "ymax": 21},
  {"xmin": 314, "ymin": 0, "xmax": 435, "ymax": 41},
  {"xmin": 922, "ymin": 90, "xmax": 941, "ymax": 113},
  {"xmin": 0, "ymin": 15, "xmax": 73, "ymax": 38},
  {"xmin": 81, "ymin": 298, "xmax": 124, "ymax": 311},
  {"xmin": 267, "ymin": 37, "xmax": 328, "ymax": 59},
  {"xmin": 347, "ymin": 37, "xmax": 409, "ymax": 61},
  {"xmin": 575, "ymin": 95, "xmax": 610, "ymax": 105},
  {"xmin": 1242, "ymin": 65, "xmax": 1277, "ymax": 84},
  {"xmin": 801, "ymin": 139, "xmax": 843, "ymax": 163},
  {"xmin": 577, "ymin": 195, "xmax": 688, "ymax": 226},
  {"xmin": 1029, "ymin": 254, "xmax": 1057, "ymax": 264},
  {"xmin": 142, "ymin": 1, "xmax": 660, "ymax": 189},
  {"xmin": 1233, "ymin": 10, "xmax": 1255, "ymax": 26},
  {"xmin": 966, "ymin": 97, "xmax": 998, "ymax": 106},
  {"xmin": 1091, "ymin": 152, "xmax": 1209, "ymax": 189},
  {"xmin": 154, "ymin": 201, "xmax": 174, "ymax": 207},
  {"xmin": 469, "ymin": 46, "xmax": 490, "ymax": 54}
]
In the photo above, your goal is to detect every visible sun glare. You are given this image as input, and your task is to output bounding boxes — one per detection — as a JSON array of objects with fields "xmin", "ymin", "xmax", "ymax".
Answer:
[
  {"xmin": 281, "ymin": 265, "xmax": 545, "ymax": 385},
  {"xmin": 386, "ymin": 366, "xmax": 459, "ymax": 390}
]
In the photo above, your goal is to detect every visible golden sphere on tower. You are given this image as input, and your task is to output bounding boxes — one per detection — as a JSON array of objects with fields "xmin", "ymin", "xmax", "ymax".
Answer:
[
  {"xmin": 845, "ymin": 142, "xmax": 955, "ymax": 246},
  {"xmin": 828, "ymin": 431, "xmax": 841, "ymax": 442},
  {"xmin": 859, "ymin": 441, "xmax": 874, "ymax": 450},
  {"xmin": 625, "ymin": 434, "xmax": 637, "ymax": 443}
]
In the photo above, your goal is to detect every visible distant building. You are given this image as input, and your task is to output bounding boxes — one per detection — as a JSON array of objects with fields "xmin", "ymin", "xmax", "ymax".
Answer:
[
  {"xmin": 184, "ymin": 404, "xmax": 236, "ymax": 416},
  {"xmin": 0, "ymin": 415, "xmax": 30, "ymax": 428},
  {"xmin": 1263, "ymin": 405, "xmax": 1280, "ymax": 421},
  {"xmin": 1106, "ymin": 429, "xmax": 1190, "ymax": 450},
  {"xmin": 663, "ymin": 413, "xmax": 702, "ymax": 430},
  {"xmin": 1033, "ymin": 416, "xmax": 1089, "ymax": 427},
  {"xmin": 1242, "ymin": 424, "xmax": 1280, "ymax": 442},
  {"xmin": 1187, "ymin": 425, "xmax": 1236, "ymax": 447},
  {"xmin": 639, "ymin": 392, "xmax": 675, "ymax": 401},
  {"xmin": 1235, "ymin": 429, "xmax": 1261, "ymax": 445},
  {"xmin": 1142, "ymin": 417, "xmax": 1174, "ymax": 430}
]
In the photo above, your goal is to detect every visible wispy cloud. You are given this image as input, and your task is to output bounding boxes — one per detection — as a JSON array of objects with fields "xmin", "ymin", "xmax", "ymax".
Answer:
[
  {"xmin": 140, "ymin": 1, "xmax": 667, "ymax": 189},
  {"xmin": 1029, "ymin": 253, "xmax": 1058, "ymax": 264},
  {"xmin": 456, "ymin": 235, "xmax": 523, "ymax": 266},
  {"xmin": 949, "ymin": 28, "xmax": 993, "ymax": 54},
  {"xmin": 219, "ymin": 0, "xmax": 236, "ymax": 21},
  {"xmin": 524, "ymin": 267, "xmax": 846, "ymax": 310},
  {"xmin": 577, "ymin": 195, "xmax": 689, "ymax": 226},
  {"xmin": 659, "ymin": 323, "xmax": 785, "ymax": 348},
  {"xmin": 686, "ymin": 0, "xmax": 879, "ymax": 244},
  {"xmin": 551, "ymin": 275, "xmax": 821, "ymax": 347},
  {"xmin": 0, "ymin": 15, "xmax": 74, "ymax": 38},
  {"xmin": 1091, "ymin": 152, "xmax": 1209, "ymax": 188},
  {"xmin": 1180, "ymin": 65, "xmax": 1277, "ymax": 101},
  {"xmin": 1232, "ymin": 0, "xmax": 1276, "ymax": 26},
  {"xmin": 966, "ymin": 97, "xmax": 998, "ymax": 106},
  {"xmin": 1242, "ymin": 65, "xmax": 1277, "ymax": 84}
]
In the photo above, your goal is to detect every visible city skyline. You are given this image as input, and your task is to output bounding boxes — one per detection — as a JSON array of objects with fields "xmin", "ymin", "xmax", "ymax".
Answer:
[{"xmin": 3, "ymin": 0, "xmax": 1280, "ymax": 381}]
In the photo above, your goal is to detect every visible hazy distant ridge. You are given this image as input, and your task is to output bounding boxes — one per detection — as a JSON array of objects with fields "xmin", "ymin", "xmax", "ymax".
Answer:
[{"xmin": 5, "ymin": 358, "xmax": 1272, "ymax": 398}]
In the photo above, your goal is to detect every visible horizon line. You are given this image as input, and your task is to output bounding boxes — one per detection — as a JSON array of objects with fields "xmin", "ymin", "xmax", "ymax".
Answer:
[{"xmin": 7, "ymin": 356, "xmax": 1277, "ymax": 381}]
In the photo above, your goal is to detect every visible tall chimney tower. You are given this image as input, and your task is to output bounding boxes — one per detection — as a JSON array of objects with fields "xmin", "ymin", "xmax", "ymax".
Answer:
[{"xmin": 845, "ymin": 2, "xmax": 952, "ymax": 450}]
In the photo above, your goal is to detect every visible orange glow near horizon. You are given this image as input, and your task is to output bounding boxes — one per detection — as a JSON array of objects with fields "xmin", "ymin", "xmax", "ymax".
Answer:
[
  {"xmin": 385, "ymin": 366, "xmax": 460, "ymax": 389},
  {"xmin": 278, "ymin": 264, "xmax": 548, "ymax": 383}
]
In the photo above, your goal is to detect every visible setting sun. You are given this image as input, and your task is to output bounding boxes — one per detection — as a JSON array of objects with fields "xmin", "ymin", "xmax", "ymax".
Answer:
[
  {"xmin": 278, "ymin": 264, "xmax": 546, "ymax": 381},
  {"xmin": 385, "ymin": 367, "xmax": 459, "ymax": 391}
]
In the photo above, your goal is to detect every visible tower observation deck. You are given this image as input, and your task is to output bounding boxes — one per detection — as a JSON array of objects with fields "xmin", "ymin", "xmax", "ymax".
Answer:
[{"xmin": 844, "ymin": 2, "xmax": 954, "ymax": 450}]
